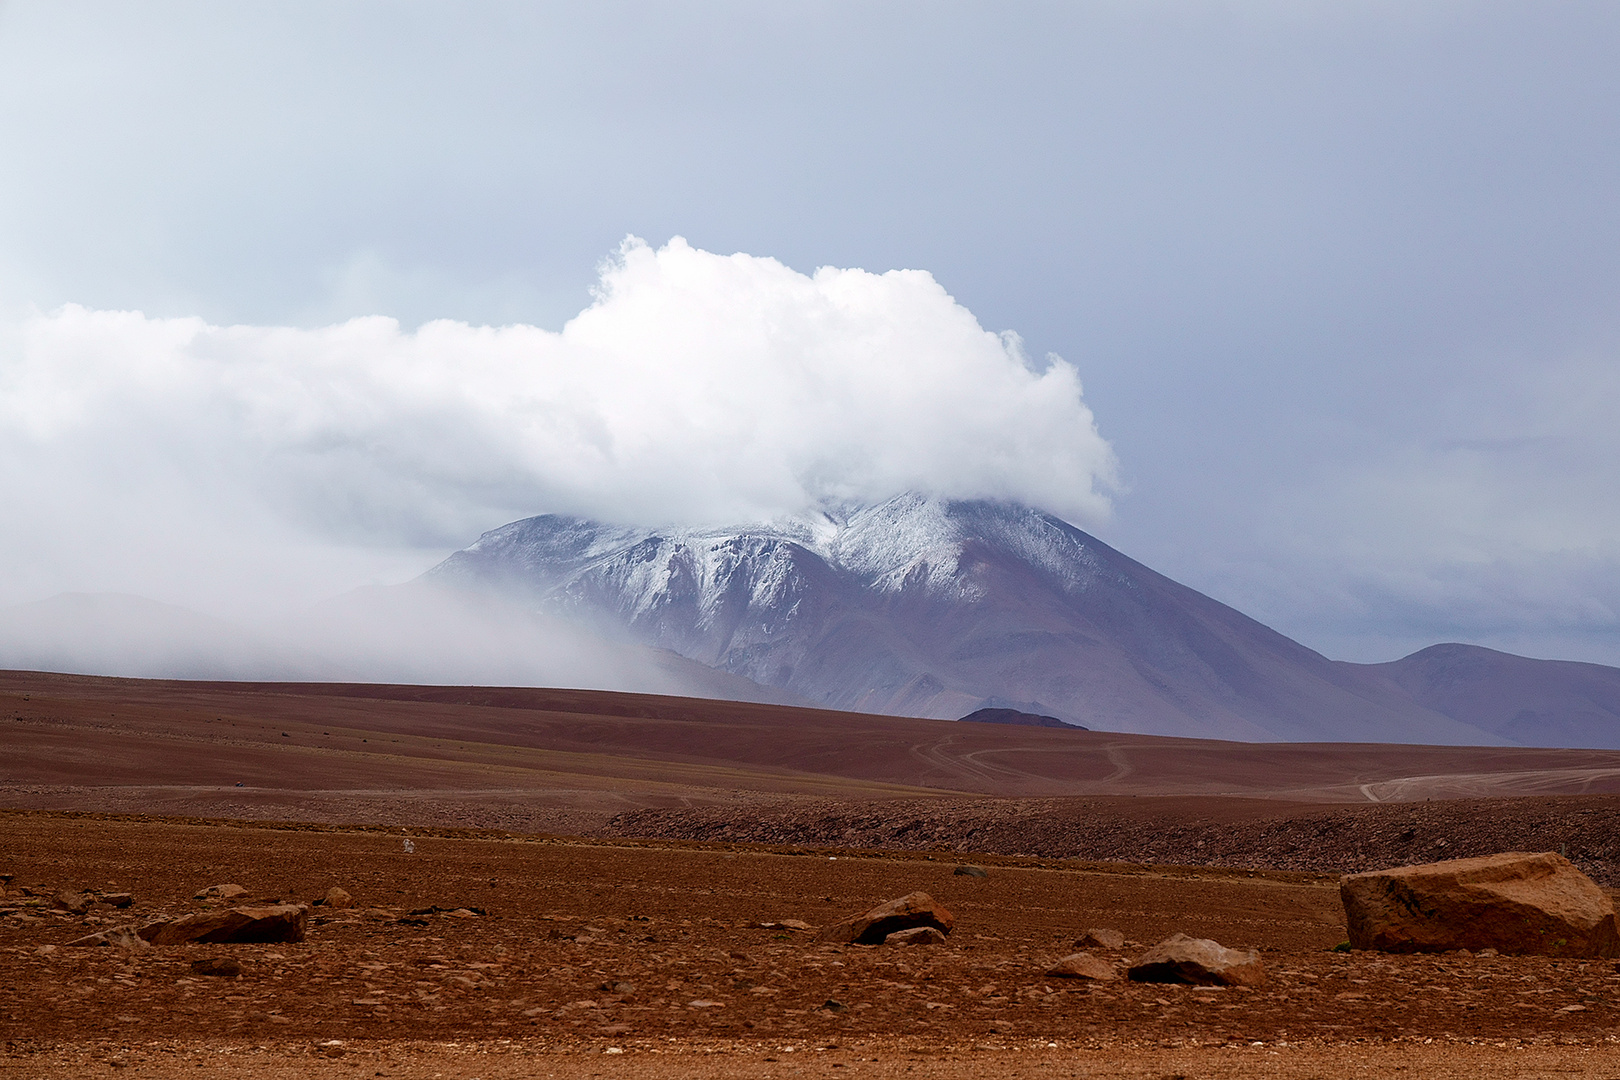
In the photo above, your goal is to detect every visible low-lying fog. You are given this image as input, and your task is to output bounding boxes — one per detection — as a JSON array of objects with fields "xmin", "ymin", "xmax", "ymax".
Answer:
[{"xmin": 0, "ymin": 583, "xmax": 784, "ymax": 703}]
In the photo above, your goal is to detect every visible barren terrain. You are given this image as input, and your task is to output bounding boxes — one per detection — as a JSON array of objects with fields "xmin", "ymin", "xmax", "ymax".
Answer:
[{"xmin": 4, "ymin": 671, "xmax": 1620, "ymax": 1077}]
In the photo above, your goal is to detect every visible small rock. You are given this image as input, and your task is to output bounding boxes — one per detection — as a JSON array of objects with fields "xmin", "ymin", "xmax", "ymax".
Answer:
[
  {"xmin": 953, "ymin": 865, "xmax": 989, "ymax": 878},
  {"xmin": 52, "ymin": 891, "xmax": 91, "ymax": 914},
  {"xmin": 193, "ymin": 884, "xmax": 249, "ymax": 901},
  {"xmin": 98, "ymin": 893, "xmax": 134, "ymax": 909},
  {"xmin": 1046, "ymin": 952, "xmax": 1117, "ymax": 980},
  {"xmin": 816, "ymin": 892, "xmax": 955, "ymax": 945},
  {"xmin": 64, "ymin": 926, "xmax": 150, "ymax": 950},
  {"xmin": 321, "ymin": 887, "xmax": 353, "ymax": 909},
  {"xmin": 141, "ymin": 903, "xmax": 308, "ymax": 945},
  {"xmin": 1075, "ymin": 928, "xmax": 1126, "ymax": 950},
  {"xmin": 822, "ymin": 998, "xmax": 847, "ymax": 1013},
  {"xmin": 884, "ymin": 926, "xmax": 947, "ymax": 946},
  {"xmin": 759, "ymin": 920, "xmax": 813, "ymax": 931},
  {"xmin": 1128, "ymin": 933, "xmax": 1265, "ymax": 987},
  {"xmin": 191, "ymin": 957, "xmax": 241, "ymax": 977}
]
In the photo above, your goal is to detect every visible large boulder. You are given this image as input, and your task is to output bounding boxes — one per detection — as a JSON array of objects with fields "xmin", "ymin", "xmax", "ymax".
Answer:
[
  {"xmin": 1127, "ymin": 933, "xmax": 1264, "ymax": 987},
  {"xmin": 139, "ymin": 903, "xmax": 308, "ymax": 945},
  {"xmin": 816, "ymin": 892, "xmax": 955, "ymax": 945},
  {"xmin": 1340, "ymin": 852, "xmax": 1619, "ymax": 957}
]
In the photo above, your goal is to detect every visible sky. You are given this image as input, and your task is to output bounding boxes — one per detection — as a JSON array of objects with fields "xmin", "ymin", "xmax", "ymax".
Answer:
[{"xmin": 1, "ymin": 1, "xmax": 1618, "ymax": 666}]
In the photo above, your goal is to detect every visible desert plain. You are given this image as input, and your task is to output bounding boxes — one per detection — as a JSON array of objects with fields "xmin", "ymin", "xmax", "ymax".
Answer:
[{"xmin": 4, "ymin": 670, "xmax": 1620, "ymax": 1078}]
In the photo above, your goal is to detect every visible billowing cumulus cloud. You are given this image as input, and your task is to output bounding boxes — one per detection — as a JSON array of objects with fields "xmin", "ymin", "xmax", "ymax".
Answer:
[{"xmin": 0, "ymin": 237, "xmax": 1117, "ymax": 614}]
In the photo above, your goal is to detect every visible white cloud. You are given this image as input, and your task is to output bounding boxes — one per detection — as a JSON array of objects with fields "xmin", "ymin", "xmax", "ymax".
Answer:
[{"xmin": 0, "ymin": 237, "xmax": 1117, "ymax": 615}]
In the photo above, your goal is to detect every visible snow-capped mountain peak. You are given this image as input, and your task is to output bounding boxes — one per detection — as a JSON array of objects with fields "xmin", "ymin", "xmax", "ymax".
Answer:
[{"xmin": 423, "ymin": 492, "xmax": 1512, "ymax": 744}]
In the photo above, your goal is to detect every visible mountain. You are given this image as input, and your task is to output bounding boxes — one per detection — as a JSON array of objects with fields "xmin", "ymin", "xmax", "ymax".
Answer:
[
  {"xmin": 424, "ymin": 493, "xmax": 1532, "ymax": 744},
  {"xmin": 1354, "ymin": 643, "xmax": 1620, "ymax": 749}
]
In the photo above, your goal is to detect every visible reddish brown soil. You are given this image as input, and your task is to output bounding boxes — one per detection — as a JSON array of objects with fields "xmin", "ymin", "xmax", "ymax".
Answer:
[
  {"xmin": 5, "ymin": 672, "xmax": 1620, "ymax": 1076},
  {"xmin": 8, "ymin": 671, "xmax": 1620, "ymax": 814},
  {"xmin": 4, "ymin": 813, "xmax": 1620, "ymax": 1079}
]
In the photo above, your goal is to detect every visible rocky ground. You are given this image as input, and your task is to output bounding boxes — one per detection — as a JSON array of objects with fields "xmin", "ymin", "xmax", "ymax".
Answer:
[
  {"xmin": 7, "ymin": 674, "xmax": 1620, "ymax": 1076},
  {"xmin": 605, "ymin": 793, "xmax": 1620, "ymax": 886},
  {"xmin": 3, "ymin": 811, "xmax": 1620, "ymax": 1079}
]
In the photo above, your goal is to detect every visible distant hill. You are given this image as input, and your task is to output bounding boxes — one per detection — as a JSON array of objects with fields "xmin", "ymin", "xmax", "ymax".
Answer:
[
  {"xmin": 959, "ymin": 707, "xmax": 1081, "ymax": 730},
  {"xmin": 1351, "ymin": 643, "xmax": 1620, "ymax": 749}
]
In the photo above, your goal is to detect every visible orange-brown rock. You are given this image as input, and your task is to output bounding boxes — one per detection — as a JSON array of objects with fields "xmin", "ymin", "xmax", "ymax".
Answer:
[
  {"xmin": 1340, "ymin": 852, "xmax": 1619, "ymax": 958},
  {"xmin": 193, "ymin": 884, "xmax": 249, "ymax": 901},
  {"xmin": 322, "ymin": 887, "xmax": 354, "ymax": 909},
  {"xmin": 1128, "ymin": 933, "xmax": 1264, "ymax": 987},
  {"xmin": 884, "ymin": 926, "xmax": 946, "ymax": 946},
  {"xmin": 139, "ymin": 903, "xmax": 308, "ymax": 945},
  {"xmin": 816, "ymin": 892, "xmax": 954, "ymax": 945},
  {"xmin": 1047, "ymin": 952, "xmax": 1116, "ymax": 980},
  {"xmin": 1075, "ymin": 928, "xmax": 1125, "ymax": 950}
]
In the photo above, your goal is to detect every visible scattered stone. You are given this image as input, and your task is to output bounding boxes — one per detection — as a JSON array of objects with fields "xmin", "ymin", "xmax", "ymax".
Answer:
[
  {"xmin": 98, "ymin": 893, "xmax": 134, "ymax": 909},
  {"xmin": 1128, "ymin": 933, "xmax": 1265, "ymax": 987},
  {"xmin": 884, "ymin": 926, "xmax": 947, "ymax": 946},
  {"xmin": 759, "ymin": 920, "xmax": 813, "ymax": 931},
  {"xmin": 816, "ymin": 892, "xmax": 955, "ymax": 945},
  {"xmin": 1340, "ymin": 852, "xmax": 1620, "ymax": 957},
  {"xmin": 52, "ymin": 891, "xmax": 91, "ymax": 913},
  {"xmin": 687, "ymin": 999, "xmax": 726, "ymax": 1008},
  {"xmin": 1047, "ymin": 952, "xmax": 1117, "ymax": 980},
  {"xmin": 406, "ymin": 904, "xmax": 486, "ymax": 917},
  {"xmin": 193, "ymin": 884, "xmax": 249, "ymax": 901},
  {"xmin": 140, "ymin": 903, "xmax": 308, "ymax": 945},
  {"xmin": 822, "ymin": 998, "xmax": 847, "ymax": 1013},
  {"xmin": 191, "ymin": 957, "xmax": 242, "ymax": 977},
  {"xmin": 953, "ymin": 865, "xmax": 989, "ymax": 878},
  {"xmin": 64, "ymin": 926, "xmax": 150, "ymax": 949},
  {"xmin": 1075, "ymin": 928, "xmax": 1126, "ymax": 950},
  {"xmin": 320, "ymin": 887, "xmax": 353, "ymax": 909}
]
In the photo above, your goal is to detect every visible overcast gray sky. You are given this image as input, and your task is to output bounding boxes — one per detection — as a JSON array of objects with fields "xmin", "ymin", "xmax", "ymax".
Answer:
[{"xmin": 2, "ymin": 1, "xmax": 1618, "ymax": 666}]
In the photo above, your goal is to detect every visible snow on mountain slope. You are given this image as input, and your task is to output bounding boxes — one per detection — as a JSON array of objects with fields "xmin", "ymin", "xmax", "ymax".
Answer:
[{"xmin": 425, "ymin": 493, "xmax": 1514, "ymax": 744}]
